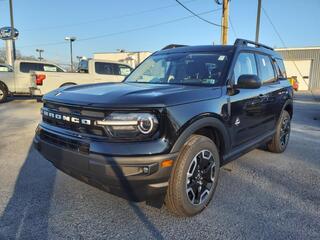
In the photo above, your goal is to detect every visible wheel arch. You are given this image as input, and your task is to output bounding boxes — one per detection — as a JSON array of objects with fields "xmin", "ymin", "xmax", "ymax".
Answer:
[
  {"xmin": 282, "ymin": 99, "xmax": 293, "ymax": 119},
  {"xmin": 59, "ymin": 82, "xmax": 77, "ymax": 88},
  {"xmin": 170, "ymin": 116, "xmax": 231, "ymax": 156},
  {"xmin": 0, "ymin": 80, "xmax": 9, "ymax": 93}
]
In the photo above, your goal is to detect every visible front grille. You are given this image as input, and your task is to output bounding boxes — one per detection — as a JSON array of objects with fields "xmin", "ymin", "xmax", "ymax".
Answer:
[
  {"xmin": 42, "ymin": 102, "xmax": 108, "ymax": 137},
  {"xmin": 39, "ymin": 129, "xmax": 89, "ymax": 153}
]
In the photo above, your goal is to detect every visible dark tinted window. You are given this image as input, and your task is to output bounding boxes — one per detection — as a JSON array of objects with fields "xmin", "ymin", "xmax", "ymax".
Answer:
[
  {"xmin": 275, "ymin": 58, "xmax": 287, "ymax": 78},
  {"xmin": 256, "ymin": 54, "xmax": 276, "ymax": 84},
  {"xmin": 20, "ymin": 62, "xmax": 64, "ymax": 73},
  {"xmin": 95, "ymin": 62, "xmax": 114, "ymax": 75},
  {"xmin": 233, "ymin": 52, "xmax": 258, "ymax": 84},
  {"xmin": 95, "ymin": 62, "xmax": 132, "ymax": 76}
]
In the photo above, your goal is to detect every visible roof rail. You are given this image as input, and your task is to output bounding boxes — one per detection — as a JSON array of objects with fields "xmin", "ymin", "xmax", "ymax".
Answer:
[
  {"xmin": 234, "ymin": 38, "xmax": 273, "ymax": 50},
  {"xmin": 162, "ymin": 44, "xmax": 188, "ymax": 50}
]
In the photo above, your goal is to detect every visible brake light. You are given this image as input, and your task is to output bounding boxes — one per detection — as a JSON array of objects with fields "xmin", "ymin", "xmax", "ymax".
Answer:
[{"xmin": 36, "ymin": 74, "xmax": 46, "ymax": 86}]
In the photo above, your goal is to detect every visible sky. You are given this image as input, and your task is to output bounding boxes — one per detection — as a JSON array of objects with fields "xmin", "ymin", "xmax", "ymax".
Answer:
[{"xmin": 0, "ymin": 0, "xmax": 320, "ymax": 64}]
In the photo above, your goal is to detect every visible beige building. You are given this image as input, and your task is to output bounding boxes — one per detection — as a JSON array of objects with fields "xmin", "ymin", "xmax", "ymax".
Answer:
[
  {"xmin": 93, "ymin": 51, "xmax": 152, "ymax": 68},
  {"xmin": 276, "ymin": 47, "xmax": 320, "ymax": 90}
]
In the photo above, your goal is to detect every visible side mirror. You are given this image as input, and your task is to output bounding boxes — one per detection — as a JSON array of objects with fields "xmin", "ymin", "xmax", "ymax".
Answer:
[{"xmin": 237, "ymin": 74, "xmax": 261, "ymax": 89}]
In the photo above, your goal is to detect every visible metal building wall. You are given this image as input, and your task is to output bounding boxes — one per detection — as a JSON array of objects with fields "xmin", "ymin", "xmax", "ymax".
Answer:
[{"xmin": 275, "ymin": 48, "xmax": 320, "ymax": 90}]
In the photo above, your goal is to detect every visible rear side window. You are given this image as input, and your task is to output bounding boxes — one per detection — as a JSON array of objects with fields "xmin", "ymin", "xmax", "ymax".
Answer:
[
  {"xmin": 256, "ymin": 54, "xmax": 276, "ymax": 84},
  {"xmin": 233, "ymin": 52, "xmax": 257, "ymax": 84},
  {"xmin": 275, "ymin": 58, "xmax": 287, "ymax": 78},
  {"xmin": 20, "ymin": 62, "xmax": 64, "ymax": 73},
  {"xmin": 95, "ymin": 62, "xmax": 114, "ymax": 75},
  {"xmin": 95, "ymin": 62, "xmax": 132, "ymax": 76}
]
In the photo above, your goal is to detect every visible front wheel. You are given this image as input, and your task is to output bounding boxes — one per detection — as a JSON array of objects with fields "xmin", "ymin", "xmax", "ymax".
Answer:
[
  {"xmin": 0, "ymin": 84, "xmax": 8, "ymax": 103},
  {"xmin": 267, "ymin": 110, "xmax": 291, "ymax": 153},
  {"xmin": 165, "ymin": 135, "xmax": 220, "ymax": 217}
]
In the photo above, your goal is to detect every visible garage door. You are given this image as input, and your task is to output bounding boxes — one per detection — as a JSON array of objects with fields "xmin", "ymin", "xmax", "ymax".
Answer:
[{"xmin": 283, "ymin": 60, "xmax": 312, "ymax": 90}]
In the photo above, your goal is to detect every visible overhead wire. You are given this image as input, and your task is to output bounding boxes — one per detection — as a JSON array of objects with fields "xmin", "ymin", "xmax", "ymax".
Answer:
[
  {"xmin": 19, "ymin": 9, "xmax": 220, "ymax": 49},
  {"xmin": 24, "ymin": 0, "xmax": 200, "ymax": 32},
  {"xmin": 175, "ymin": 0, "xmax": 225, "ymax": 27},
  {"xmin": 262, "ymin": 6, "xmax": 317, "ymax": 100}
]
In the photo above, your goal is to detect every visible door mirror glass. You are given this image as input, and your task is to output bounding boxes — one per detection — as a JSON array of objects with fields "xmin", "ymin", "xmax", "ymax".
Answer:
[{"xmin": 237, "ymin": 74, "xmax": 261, "ymax": 89}]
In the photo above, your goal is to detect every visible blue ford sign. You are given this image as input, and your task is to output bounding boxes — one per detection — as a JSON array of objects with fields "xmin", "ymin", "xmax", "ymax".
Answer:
[{"xmin": 0, "ymin": 27, "xmax": 19, "ymax": 40}]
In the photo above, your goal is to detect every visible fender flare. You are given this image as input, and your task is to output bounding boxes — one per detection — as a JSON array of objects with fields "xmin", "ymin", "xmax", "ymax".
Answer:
[
  {"xmin": 170, "ymin": 117, "xmax": 231, "ymax": 154},
  {"xmin": 281, "ymin": 99, "xmax": 293, "ymax": 119}
]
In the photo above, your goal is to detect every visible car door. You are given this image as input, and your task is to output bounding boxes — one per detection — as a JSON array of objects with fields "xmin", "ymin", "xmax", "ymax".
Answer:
[
  {"xmin": 229, "ymin": 52, "xmax": 270, "ymax": 147},
  {"xmin": 255, "ymin": 54, "xmax": 283, "ymax": 129}
]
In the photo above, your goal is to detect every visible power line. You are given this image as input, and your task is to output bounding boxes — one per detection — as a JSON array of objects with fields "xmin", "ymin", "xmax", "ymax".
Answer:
[
  {"xmin": 24, "ymin": 0, "xmax": 199, "ymax": 32},
  {"xmin": 228, "ymin": 16, "xmax": 237, "ymax": 37},
  {"xmin": 19, "ymin": 9, "xmax": 220, "ymax": 49},
  {"xmin": 262, "ymin": 6, "xmax": 317, "ymax": 100},
  {"xmin": 175, "ymin": 0, "xmax": 225, "ymax": 27}
]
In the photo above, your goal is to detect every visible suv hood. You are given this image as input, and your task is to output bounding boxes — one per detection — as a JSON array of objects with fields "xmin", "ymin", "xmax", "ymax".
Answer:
[{"xmin": 43, "ymin": 82, "xmax": 222, "ymax": 108}]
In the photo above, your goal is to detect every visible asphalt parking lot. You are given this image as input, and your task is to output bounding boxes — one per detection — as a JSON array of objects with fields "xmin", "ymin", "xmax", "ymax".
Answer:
[{"xmin": 0, "ymin": 93, "xmax": 319, "ymax": 240}]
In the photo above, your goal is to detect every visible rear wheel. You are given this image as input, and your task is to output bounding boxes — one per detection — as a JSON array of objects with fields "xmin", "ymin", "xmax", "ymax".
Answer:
[
  {"xmin": 0, "ymin": 84, "xmax": 8, "ymax": 103},
  {"xmin": 165, "ymin": 135, "xmax": 220, "ymax": 217},
  {"xmin": 267, "ymin": 110, "xmax": 291, "ymax": 153}
]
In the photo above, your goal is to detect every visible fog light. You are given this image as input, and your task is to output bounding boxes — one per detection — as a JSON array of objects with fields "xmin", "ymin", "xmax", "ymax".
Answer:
[{"xmin": 143, "ymin": 167, "xmax": 149, "ymax": 174}]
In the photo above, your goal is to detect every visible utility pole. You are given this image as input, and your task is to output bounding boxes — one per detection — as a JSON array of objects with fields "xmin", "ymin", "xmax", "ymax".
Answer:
[
  {"xmin": 9, "ymin": 0, "xmax": 16, "ymax": 60},
  {"xmin": 255, "ymin": 0, "xmax": 262, "ymax": 43},
  {"xmin": 221, "ymin": 0, "xmax": 229, "ymax": 45},
  {"xmin": 65, "ymin": 36, "xmax": 76, "ymax": 72},
  {"xmin": 36, "ymin": 49, "xmax": 44, "ymax": 61}
]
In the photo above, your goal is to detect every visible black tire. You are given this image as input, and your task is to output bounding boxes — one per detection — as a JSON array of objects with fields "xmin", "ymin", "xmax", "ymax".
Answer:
[
  {"xmin": 267, "ymin": 110, "xmax": 291, "ymax": 153},
  {"xmin": 165, "ymin": 135, "xmax": 220, "ymax": 217},
  {"xmin": 0, "ymin": 84, "xmax": 8, "ymax": 103}
]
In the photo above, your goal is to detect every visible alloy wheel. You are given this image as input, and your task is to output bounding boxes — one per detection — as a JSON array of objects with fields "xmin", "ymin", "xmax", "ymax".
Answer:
[
  {"xmin": 0, "ymin": 89, "xmax": 3, "ymax": 100},
  {"xmin": 280, "ymin": 116, "xmax": 290, "ymax": 147},
  {"xmin": 186, "ymin": 150, "xmax": 216, "ymax": 205}
]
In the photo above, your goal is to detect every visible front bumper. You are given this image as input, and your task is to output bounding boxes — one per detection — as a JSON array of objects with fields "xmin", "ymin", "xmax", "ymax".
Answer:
[{"xmin": 34, "ymin": 126, "xmax": 177, "ymax": 202}]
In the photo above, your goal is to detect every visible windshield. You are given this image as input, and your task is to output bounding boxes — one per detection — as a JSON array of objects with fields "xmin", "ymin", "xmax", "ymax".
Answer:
[{"xmin": 125, "ymin": 53, "xmax": 228, "ymax": 86}]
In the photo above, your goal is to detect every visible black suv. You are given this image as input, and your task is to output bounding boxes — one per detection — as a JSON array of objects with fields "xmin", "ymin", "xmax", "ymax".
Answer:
[{"xmin": 34, "ymin": 39, "xmax": 293, "ymax": 217}]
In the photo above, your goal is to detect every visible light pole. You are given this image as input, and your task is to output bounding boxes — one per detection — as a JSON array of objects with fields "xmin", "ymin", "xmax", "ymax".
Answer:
[
  {"xmin": 65, "ymin": 36, "xmax": 76, "ymax": 72},
  {"xmin": 36, "ymin": 49, "xmax": 44, "ymax": 61},
  {"xmin": 9, "ymin": 0, "xmax": 16, "ymax": 60}
]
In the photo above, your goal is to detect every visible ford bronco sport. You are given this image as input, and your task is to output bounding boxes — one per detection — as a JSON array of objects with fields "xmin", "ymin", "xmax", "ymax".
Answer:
[{"xmin": 34, "ymin": 39, "xmax": 293, "ymax": 217}]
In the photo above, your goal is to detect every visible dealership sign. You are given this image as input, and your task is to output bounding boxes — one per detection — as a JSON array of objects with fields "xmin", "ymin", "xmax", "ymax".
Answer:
[{"xmin": 0, "ymin": 27, "xmax": 19, "ymax": 40}]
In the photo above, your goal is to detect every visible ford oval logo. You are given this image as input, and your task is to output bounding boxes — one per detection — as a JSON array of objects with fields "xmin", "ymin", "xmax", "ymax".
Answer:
[{"xmin": 0, "ymin": 27, "xmax": 19, "ymax": 40}]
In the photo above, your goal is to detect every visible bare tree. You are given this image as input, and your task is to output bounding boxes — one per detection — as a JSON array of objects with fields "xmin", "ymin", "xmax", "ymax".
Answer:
[{"xmin": 0, "ymin": 47, "xmax": 38, "ymax": 64}]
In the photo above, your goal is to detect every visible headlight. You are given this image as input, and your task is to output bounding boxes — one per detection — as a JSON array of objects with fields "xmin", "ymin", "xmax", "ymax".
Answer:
[{"xmin": 95, "ymin": 112, "xmax": 159, "ymax": 140}]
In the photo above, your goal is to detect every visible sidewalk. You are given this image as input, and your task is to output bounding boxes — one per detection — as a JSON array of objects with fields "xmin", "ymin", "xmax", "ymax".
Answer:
[{"xmin": 294, "ymin": 90, "xmax": 320, "ymax": 102}]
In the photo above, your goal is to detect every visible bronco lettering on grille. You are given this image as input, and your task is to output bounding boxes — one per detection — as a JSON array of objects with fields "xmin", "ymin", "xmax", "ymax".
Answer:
[{"xmin": 42, "ymin": 109, "xmax": 92, "ymax": 125}]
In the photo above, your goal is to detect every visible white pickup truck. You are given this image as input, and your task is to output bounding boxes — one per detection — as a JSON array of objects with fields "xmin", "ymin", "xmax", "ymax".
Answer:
[
  {"xmin": 0, "ymin": 60, "xmax": 66, "ymax": 103},
  {"xmin": 0, "ymin": 59, "xmax": 132, "ymax": 103},
  {"xmin": 32, "ymin": 59, "xmax": 132, "ymax": 97}
]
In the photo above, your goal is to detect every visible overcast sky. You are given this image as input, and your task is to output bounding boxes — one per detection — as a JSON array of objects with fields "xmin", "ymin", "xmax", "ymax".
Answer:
[{"xmin": 1, "ymin": 0, "xmax": 319, "ymax": 63}]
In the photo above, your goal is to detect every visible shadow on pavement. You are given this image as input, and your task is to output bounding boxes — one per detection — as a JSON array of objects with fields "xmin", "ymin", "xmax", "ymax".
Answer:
[{"xmin": 0, "ymin": 144, "xmax": 56, "ymax": 240}]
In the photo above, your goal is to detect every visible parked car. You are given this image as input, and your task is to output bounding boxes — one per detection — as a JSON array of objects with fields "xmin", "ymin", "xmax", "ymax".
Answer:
[
  {"xmin": 288, "ymin": 76, "xmax": 299, "ymax": 91},
  {"xmin": 34, "ymin": 39, "xmax": 293, "ymax": 217},
  {"xmin": 0, "ymin": 60, "xmax": 65, "ymax": 103},
  {"xmin": 32, "ymin": 59, "xmax": 133, "ymax": 96}
]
